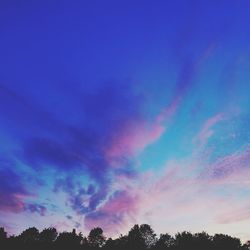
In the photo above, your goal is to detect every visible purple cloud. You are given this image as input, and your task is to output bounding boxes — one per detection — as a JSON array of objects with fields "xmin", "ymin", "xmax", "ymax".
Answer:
[
  {"xmin": 0, "ymin": 167, "xmax": 30, "ymax": 213},
  {"xmin": 25, "ymin": 203, "xmax": 47, "ymax": 216},
  {"xmin": 85, "ymin": 190, "xmax": 139, "ymax": 234}
]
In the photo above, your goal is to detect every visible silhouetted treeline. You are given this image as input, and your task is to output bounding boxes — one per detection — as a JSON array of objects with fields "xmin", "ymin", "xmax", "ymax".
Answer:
[{"xmin": 1, "ymin": 224, "xmax": 250, "ymax": 250}]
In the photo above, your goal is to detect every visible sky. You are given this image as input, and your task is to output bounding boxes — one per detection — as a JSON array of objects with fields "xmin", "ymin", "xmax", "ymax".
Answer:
[{"xmin": 0, "ymin": 0, "xmax": 250, "ymax": 242}]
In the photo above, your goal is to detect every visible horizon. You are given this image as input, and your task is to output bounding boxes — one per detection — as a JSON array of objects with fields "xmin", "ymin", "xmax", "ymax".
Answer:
[
  {"xmin": 0, "ymin": 0, "xmax": 250, "ymax": 242},
  {"xmin": 0, "ymin": 223, "xmax": 248, "ymax": 244},
  {"xmin": 1, "ymin": 224, "xmax": 248, "ymax": 250}
]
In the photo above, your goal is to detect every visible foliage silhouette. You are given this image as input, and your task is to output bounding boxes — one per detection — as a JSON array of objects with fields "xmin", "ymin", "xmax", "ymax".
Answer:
[
  {"xmin": 0, "ymin": 227, "xmax": 7, "ymax": 241},
  {"xmin": 88, "ymin": 227, "xmax": 106, "ymax": 249},
  {"xmin": 39, "ymin": 227, "xmax": 58, "ymax": 243},
  {"xmin": 0, "ymin": 224, "xmax": 249, "ymax": 250},
  {"xmin": 56, "ymin": 229, "xmax": 83, "ymax": 250},
  {"xmin": 154, "ymin": 233, "xmax": 175, "ymax": 250}
]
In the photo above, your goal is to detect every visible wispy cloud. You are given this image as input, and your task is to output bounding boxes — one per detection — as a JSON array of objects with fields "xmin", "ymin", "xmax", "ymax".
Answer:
[{"xmin": 195, "ymin": 114, "xmax": 224, "ymax": 147}]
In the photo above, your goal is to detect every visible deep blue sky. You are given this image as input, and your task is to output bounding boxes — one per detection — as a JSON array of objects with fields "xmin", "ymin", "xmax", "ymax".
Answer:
[{"xmin": 0, "ymin": 0, "xmax": 250, "ymax": 241}]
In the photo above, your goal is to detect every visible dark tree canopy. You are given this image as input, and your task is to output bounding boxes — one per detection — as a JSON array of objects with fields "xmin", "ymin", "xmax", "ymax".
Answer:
[
  {"xmin": 19, "ymin": 227, "xmax": 39, "ymax": 243},
  {"xmin": 0, "ymin": 227, "xmax": 7, "ymax": 241},
  {"xmin": 88, "ymin": 227, "xmax": 106, "ymax": 248},
  {"xmin": 0, "ymin": 224, "xmax": 249, "ymax": 250},
  {"xmin": 39, "ymin": 227, "xmax": 58, "ymax": 243},
  {"xmin": 154, "ymin": 233, "xmax": 175, "ymax": 250}
]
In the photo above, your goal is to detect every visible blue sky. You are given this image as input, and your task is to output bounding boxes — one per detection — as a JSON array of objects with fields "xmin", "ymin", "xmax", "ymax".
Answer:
[{"xmin": 0, "ymin": 0, "xmax": 250, "ymax": 241}]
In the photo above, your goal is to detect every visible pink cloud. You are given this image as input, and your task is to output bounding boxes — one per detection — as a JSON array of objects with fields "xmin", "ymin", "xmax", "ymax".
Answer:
[
  {"xmin": 103, "ymin": 53, "xmax": 206, "ymax": 165},
  {"xmin": 0, "ymin": 194, "xmax": 25, "ymax": 213},
  {"xmin": 216, "ymin": 206, "xmax": 250, "ymax": 224},
  {"xmin": 104, "ymin": 97, "xmax": 183, "ymax": 165},
  {"xmin": 204, "ymin": 147, "xmax": 250, "ymax": 183},
  {"xmin": 101, "ymin": 146, "xmax": 250, "ymax": 240},
  {"xmin": 0, "ymin": 192, "xmax": 34, "ymax": 213},
  {"xmin": 104, "ymin": 120, "xmax": 165, "ymax": 161},
  {"xmin": 63, "ymin": 125, "xmax": 250, "ymax": 240},
  {"xmin": 84, "ymin": 190, "xmax": 139, "ymax": 235},
  {"xmin": 103, "ymin": 49, "xmax": 210, "ymax": 165},
  {"xmin": 195, "ymin": 113, "xmax": 223, "ymax": 147}
]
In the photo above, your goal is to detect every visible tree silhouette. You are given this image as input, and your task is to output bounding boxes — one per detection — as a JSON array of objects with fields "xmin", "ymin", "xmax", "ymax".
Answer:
[
  {"xmin": 154, "ymin": 233, "xmax": 175, "ymax": 250},
  {"xmin": 127, "ymin": 224, "xmax": 156, "ymax": 250},
  {"xmin": 19, "ymin": 227, "xmax": 39, "ymax": 243},
  {"xmin": 39, "ymin": 227, "xmax": 58, "ymax": 243},
  {"xmin": 17, "ymin": 227, "xmax": 40, "ymax": 250},
  {"xmin": 106, "ymin": 234, "xmax": 128, "ymax": 250},
  {"xmin": 193, "ymin": 232, "xmax": 213, "ymax": 250},
  {"xmin": 213, "ymin": 233, "xmax": 242, "ymax": 250},
  {"xmin": 0, "ymin": 227, "xmax": 7, "ymax": 249},
  {"xmin": 243, "ymin": 240, "xmax": 250, "ymax": 250},
  {"xmin": 0, "ymin": 227, "xmax": 7, "ymax": 241},
  {"xmin": 88, "ymin": 227, "xmax": 106, "ymax": 249},
  {"xmin": 127, "ymin": 224, "xmax": 144, "ymax": 250},
  {"xmin": 174, "ymin": 231, "xmax": 195, "ymax": 250},
  {"xmin": 0, "ymin": 224, "xmax": 248, "ymax": 250},
  {"xmin": 56, "ymin": 229, "xmax": 82, "ymax": 249},
  {"xmin": 103, "ymin": 237, "xmax": 115, "ymax": 250},
  {"xmin": 140, "ymin": 224, "xmax": 157, "ymax": 248}
]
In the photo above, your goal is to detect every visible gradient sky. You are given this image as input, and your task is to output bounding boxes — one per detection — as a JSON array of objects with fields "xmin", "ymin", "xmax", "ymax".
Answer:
[{"xmin": 1, "ymin": 0, "xmax": 250, "ymax": 242}]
